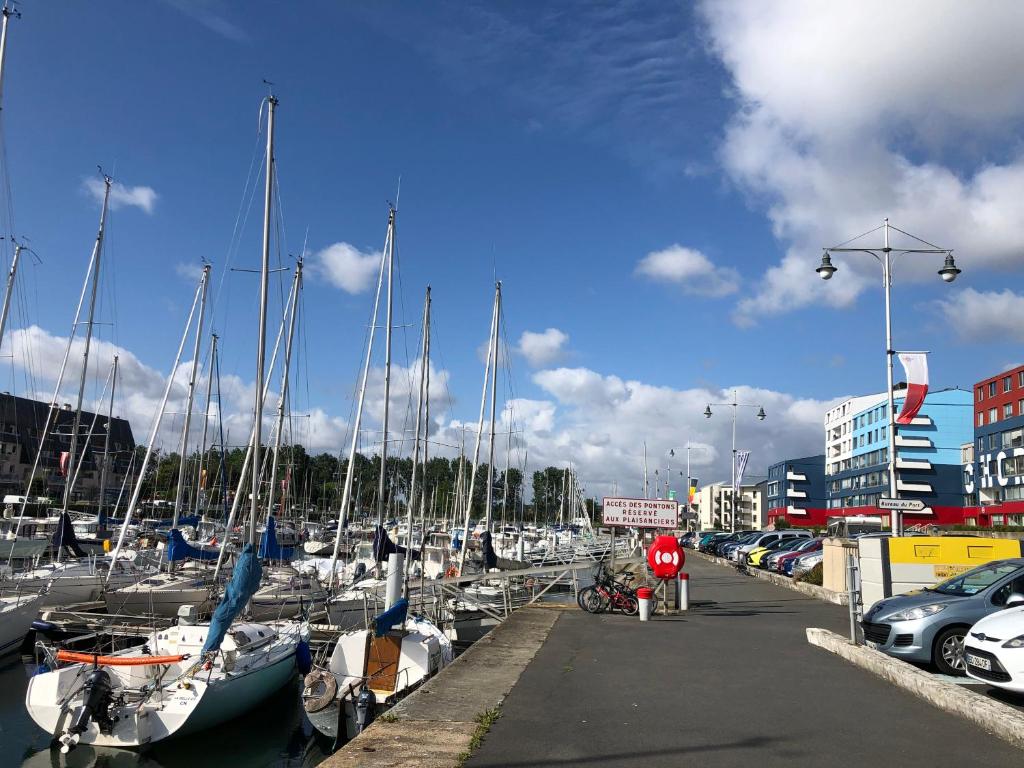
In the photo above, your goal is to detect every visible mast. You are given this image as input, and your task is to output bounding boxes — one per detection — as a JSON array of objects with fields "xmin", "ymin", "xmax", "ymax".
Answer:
[
  {"xmin": 0, "ymin": 242, "xmax": 21, "ymax": 349},
  {"xmin": 193, "ymin": 334, "xmax": 217, "ymax": 519},
  {"xmin": 250, "ymin": 94, "xmax": 276, "ymax": 548},
  {"xmin": 172, "ymin": 264, "xmax": 210, "ymax": 528},
  {"xmin": 97, "ymin": 355, "xmax": 117, "ymax": 531},
  {"xmin": 643, "ymin": 442, "xmax": 649, "ymax": 497},
  {"xmin": 377, "ymin": 208, "xmax": 396, "ymax": 533},
  {"xmin": 501, "ymin": 417, "xmax": 511, "ymax": 530},
  {"xmin": 484, "ymin": 281, "xmax": 501, "ymax": 533},
  {"xmin": 326, "ymin": 212, "xmax": 390, "ymax": 587},
  {"xmin": 405, "ymin": 286, "xmax": 429, "ymax": 598},
  {"xmin": 63, "ymin": 176, "xmax": 111, "ymax": 515},
  {"xmin": 0, "ymin": 1, "xmax": 18, "ymax": 108},
  {"xmin": 267, "ymin": 258, "xmax": 302, "ymax": 521},
  {"xmin": 458, "ymin": 284, "xmax": 499, "ymax": 574}
]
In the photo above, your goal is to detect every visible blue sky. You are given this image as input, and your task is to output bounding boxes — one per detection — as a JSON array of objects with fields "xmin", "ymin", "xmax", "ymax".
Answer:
[{"xmin": 2, "ymin": 1, "xmax": 1024, "ymax": 495}]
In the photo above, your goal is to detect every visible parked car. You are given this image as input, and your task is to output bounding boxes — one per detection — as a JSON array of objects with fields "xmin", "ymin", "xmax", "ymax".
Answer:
[
  {"xmin": 789, "ymin": 550, "xmax": 823, "ymax": 577},
  {"xmin": 733, "ymin": 530, "xmax": 811, "ymax": 564},
  {"xmin": 711, "ymin": 531, "xmax": 759, "ymax": 557},
  {"xmin": 775, "ymin": 538, "xmax": 823, "ymax": 573},
  {"xmin": 718, "ymin": 531, "xmax": 761, "ymax": 559},
  {"xmin": 747, "ymin": 536, "xmax": 807, "ymax": 568},
  {"xmin": 861, "ymin": 558, "xmax": 1024, "ymax": 675},
  {"xmin": 699, "ymin": 532, "xmax": 731, "ymax": 553},
  {"xmin": 762, "ymin": 537, "xmax": 819, "ymax": 570},
  {"xmin": 964, "ymin": 601, "xmax": 1024, "ymax": 692}
]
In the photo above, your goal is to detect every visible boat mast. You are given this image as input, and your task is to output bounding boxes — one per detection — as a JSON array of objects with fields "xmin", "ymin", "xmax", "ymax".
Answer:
[
  {"xmin": 405, "ymin": 286, "xmax": 430, "ymax": 598},
  {"xmin": 457, "ymin": 283, "xmax": 499, "ymax": 575},
  {"xmin": 172, "ymin": 264, "xmax": 210, "ymax": 529},
  {"xmin": 0, "ymin": 1, "xmax": 20, "ymax": 351},
  {"xmin": 62, "ymin": 176, "xmax": 111, "ymax": 516},
  {"xmin": 326, "ymin": 211, "xmax": 390, "ymax": 587},
  {"xmin": 0, "ymin": 242, "xmax": 21, "ymax": 350},
  {"xmin": 96, "ymin": 355, "xmax": 117, "ymax": 532},
  {"xmin": 250, "ymin": 94, "xmax": 276, "ymax": 548},
  {"xmin": 484, "ymin": 282, "xmax": 501, "ymax": 534},
  {"xmin": 193, "ymin": 333, "xmax": 217, "ymax": 520},
  {"xmin": 377, "ymin": 208, "xmax": 396, "ymax": 536},
  {"xmin": 267, "ymin": 258, "xmax": 301, "ymax": 521}
]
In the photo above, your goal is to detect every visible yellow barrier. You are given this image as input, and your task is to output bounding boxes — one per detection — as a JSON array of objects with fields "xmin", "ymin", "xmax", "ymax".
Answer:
[{"xmin": 888, "ymin": 536, "xmax": 1021, "ymax": 567}]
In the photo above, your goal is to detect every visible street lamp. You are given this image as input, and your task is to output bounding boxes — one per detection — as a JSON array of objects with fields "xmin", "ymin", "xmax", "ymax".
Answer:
[
  {"xmin": 703, "ymin": 390, "xmax": 766, "ymax": 533},
  {"xmin": 817, "ymin": 218, "xmax": 960, "ymax": 536}
]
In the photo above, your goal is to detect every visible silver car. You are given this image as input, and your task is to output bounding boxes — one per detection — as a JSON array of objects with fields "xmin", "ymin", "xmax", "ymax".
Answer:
[{"xmin": 861, "ymin": 558, "xmax": 1024, "ymax": 675}]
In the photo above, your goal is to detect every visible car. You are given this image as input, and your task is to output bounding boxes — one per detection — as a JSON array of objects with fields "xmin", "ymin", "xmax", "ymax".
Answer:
[
  {"xmin": 763, "ymin": 537, "xmax": 819, "ymax": 570},
  {"xmin": 733, "ymin": 530, "xmax": 811, "ymax": 564},
  {"xmin": 747, "ymin": 537, "xmax": 807, "ymax": 568},
  {"xmin": 711, "ymin": 531, "xmax": 759, "ymax": 557},
  {"xmin": 964, "ymin": 601, "xmax": 1024, "ymax": 692},
  {"xmin": 861, "ymin": 558, "xmax": 1024, "ymax": 675},
  {"xmin": 699, "ymin": 532, "xmax": 731, "ymax": 553},
  {"xmin": 790, "ymin": 550, "xmax": 823, "ymax": 577},
  {"xmin": 718, "ymin": 531, "xmax": 761, "ymax": 559},
  {"xmin": 774, "ymin": 538, "xmax": 823, "ymax": 573}
]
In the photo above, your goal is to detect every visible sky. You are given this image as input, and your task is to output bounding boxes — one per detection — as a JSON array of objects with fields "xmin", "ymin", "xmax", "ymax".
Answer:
[{"xmin": 2, "ymin": 0, "xmax": 1024, "ymax": 500}]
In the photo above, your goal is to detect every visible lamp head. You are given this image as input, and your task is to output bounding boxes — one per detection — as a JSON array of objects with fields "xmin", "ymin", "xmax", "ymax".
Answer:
[
  {"xmin": 938, "ymin": 252, "xmax": 961, "ymax": 283},
  {"xmin": 816, "ymin": 251, "xmax": 837, "ymax": 280},
  {"xmin": 703, "ymin": 405, "xmax": 713, "ymax": 419},
  {"xmin": 757, "ymin": 407, "xmax": 767, "ymax": 421}
]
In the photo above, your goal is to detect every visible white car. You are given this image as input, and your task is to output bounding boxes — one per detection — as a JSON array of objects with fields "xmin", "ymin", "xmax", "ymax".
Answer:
[
  {"xmin": 964, "ymin": 600, "xmax": 1024, "ymax": 692},
  {"xmin": 732, "ymin": 531, "xmax": 811, "ymax": 563},
  {"xmin": 791, "ymin": 551, "xmax": 823, "ymax": 576}
]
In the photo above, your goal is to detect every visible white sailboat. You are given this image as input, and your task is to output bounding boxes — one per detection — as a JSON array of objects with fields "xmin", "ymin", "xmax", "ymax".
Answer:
[{"xmin": 0, "ymin": 589, "xmax": 41, "ymax": 655}]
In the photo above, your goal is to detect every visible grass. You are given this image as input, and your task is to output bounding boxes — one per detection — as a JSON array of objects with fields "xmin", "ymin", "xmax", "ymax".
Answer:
[
  {"xmin": 797, "ymin": 562, "xmax": 824, "ymax": 586},
  {"xmin": 377, "ymin": 712, "xmax": 398, "ymax": 723},
  {"xmin": 456, "ymin": 707, "xmax": 502, "ymax": 767}
]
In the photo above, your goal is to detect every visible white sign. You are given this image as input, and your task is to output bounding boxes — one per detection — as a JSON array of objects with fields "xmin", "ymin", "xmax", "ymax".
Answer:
[
  {"xmin": 602, "ymin": 497, "xmax": 678, "ymax": 528},
  {"xmin": 877, "ymin": 497, "xmax": 926, "ymax": 511}
]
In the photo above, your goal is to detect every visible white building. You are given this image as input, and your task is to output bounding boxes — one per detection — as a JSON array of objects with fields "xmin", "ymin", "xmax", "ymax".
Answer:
[
  {"xmin": 824, "ymin": 392, "xmax": 885, "ymax": 477},
  {"xmin": 692, "ymin": 481, "xmax": 765, "ymax": 530}
]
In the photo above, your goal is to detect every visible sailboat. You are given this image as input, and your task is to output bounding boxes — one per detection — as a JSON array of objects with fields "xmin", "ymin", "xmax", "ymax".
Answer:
[
  {"xmin": 28, "ymin": 92, "xmax": 307, "ymax": 752},
  {"xmin": 0, "ymin": 588, "xmax": 41, "ymax": 655}
]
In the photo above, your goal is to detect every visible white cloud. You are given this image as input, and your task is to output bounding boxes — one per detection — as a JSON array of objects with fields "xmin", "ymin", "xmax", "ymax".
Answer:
[
  {"xmin": 175, "ymin": 263, "xmax": 204, "ymax": 282},
  {"xmin": 518, "ymin": 328, "xmax": 569, "ymax": 367},
  {"xmin": 312, "ymin": 242, "xmax": 382, "ymax": 294},
  {"xmin": 937, "ymin": 288, "xmax": 1024, "ymax": 343},
  {"xmin": 83, "ymin": 178, "xmax": 158, "ymax": 214},
  {"xmin": 699, "ymin": 1, "xmax": 1024, "ymax": 326},
  {"xmin": 635, "ymin": 245, "xmax": 739, "ymax": 297}
]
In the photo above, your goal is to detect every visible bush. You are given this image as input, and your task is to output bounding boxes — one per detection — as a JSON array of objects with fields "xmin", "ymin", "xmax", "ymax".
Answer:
[
  {"xmin": 797, "ymin": 562, "xmax": 823, "ymax": 586},
  {"xmin": 774, "ymin": 518, "xmax": 791, "ymax": 530}
]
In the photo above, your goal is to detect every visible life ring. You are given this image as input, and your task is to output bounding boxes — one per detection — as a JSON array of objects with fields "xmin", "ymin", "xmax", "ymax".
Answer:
[
  {"xmin": 56, "ymin": 650, "xmax": 187, "ymax": 666},
  {"xmin": 302, "ymin": 669, "xmax": 338, "ymax": 713},
  {"xmin": 444, "ymin": 565, "xmax": 459, "ymax": 578}
]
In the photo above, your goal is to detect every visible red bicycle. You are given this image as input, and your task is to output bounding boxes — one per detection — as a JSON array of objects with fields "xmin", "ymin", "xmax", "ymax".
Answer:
[{"xmin": 578, "ymin": 567, "xmax": 640, "ymax": 615}]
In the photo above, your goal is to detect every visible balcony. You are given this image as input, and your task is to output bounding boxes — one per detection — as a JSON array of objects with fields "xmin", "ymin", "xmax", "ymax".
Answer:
[
  {"xmin": 895, "ymin": 435, "xmax": 932, "ymax": 448},
  {"xmin": 786, "ymin": 488, "xmax": 808, "ymax": 499},
  {"xmin": 896, "ymin": 457, "xmax": 932, "ymax": 470},
  {"xmin": 897, "ymin": 479, "xmax": 933, "ymax": 494},
  {"xmin": 786, "ymin": 471, "xmax": 807, "ymax": 482}
]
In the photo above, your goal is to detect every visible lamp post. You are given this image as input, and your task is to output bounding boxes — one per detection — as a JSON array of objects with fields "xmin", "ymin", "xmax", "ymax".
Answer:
[
  {"xmin": 817, "ymin": 218, "xmax": 960, "ymax": 536},
  {"xmin": 704, "ymin": 390, "xmax": 766, "ymax": 532}
]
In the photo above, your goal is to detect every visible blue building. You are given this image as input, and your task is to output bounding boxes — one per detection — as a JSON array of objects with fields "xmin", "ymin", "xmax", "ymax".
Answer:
[
  {"xmin": 826, "ymin": 387, "xmax": 972, "ymax": 524},
  {"xmin": 766, "ymin": 455, "xmax": 826, "ymax": 527}
]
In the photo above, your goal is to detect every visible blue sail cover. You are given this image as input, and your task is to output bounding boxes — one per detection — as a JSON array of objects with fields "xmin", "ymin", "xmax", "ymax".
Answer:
[
  {"xmin": 373, "ymin": 597, "xmax": 408, "ymax": 637},
  {"xmin": 166, "ymin": 528, "xmax": 219, "ymax": 562},
  {"xmin": 53, "ymin": 512, "xmax": 86, "ymax": 558},
  {"xmin": 372, "ymin": 525, "xmax": 420, "ymax": 562},
  {"xmin": 258, "ymin": 516, "xmax": 282, "ymax": 560},
  {"xmin": 201, "ymin": 543, "xmax": 263, "ymax": 655},
  {"xmin": 480, "ymin": 531, "xmax": 498, "ymax": 570}
]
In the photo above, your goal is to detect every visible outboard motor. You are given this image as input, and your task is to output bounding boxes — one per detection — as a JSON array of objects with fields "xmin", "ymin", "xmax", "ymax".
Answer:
[
  {"xmin": 353, "ymin": 562, "xmax": 367, "ymax": 582},
  {"xmin": 59, "ymin": 668, "xmax": 114, "ymax": 753},
  {"xmin": 354, "ymin": 688, "xmax": 376, "ymax": 733}
]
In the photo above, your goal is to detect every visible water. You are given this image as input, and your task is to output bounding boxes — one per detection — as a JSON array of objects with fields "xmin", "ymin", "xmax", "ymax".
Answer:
[{"xmin": 0, "ymin": 654, "xmax": 329, "ymax": 768}]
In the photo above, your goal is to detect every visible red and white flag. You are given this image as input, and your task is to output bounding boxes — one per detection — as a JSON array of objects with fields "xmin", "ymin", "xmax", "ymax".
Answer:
[{"xmin": 896, "ymin": 352, "xmax": 928, "ymax": 425}]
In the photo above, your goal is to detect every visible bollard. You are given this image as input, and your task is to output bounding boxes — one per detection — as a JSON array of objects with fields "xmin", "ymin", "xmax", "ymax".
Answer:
[
  {"xmin": 678, "ymin": 572, "xmax": 690, "ymax": 611},
  {"xmin": 637, "ymin": 587, "xmax": 654, "ymax": 621}
]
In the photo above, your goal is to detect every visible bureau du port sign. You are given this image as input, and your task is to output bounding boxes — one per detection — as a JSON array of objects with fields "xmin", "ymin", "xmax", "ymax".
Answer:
[{"xmin": 602, "ymin": 497, "xmax": 678, "ymax": 528}]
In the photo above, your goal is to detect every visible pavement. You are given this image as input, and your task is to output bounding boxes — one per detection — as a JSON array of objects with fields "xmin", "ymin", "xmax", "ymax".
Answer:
[{"xmin": 466, "ymin": 556, "xmax": 1024, "ymax": 768}]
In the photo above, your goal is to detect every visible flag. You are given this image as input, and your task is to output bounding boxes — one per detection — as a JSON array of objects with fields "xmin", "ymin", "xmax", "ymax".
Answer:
[
  {"xmin": 734, "ymin": 450, "xmax": 750, "ymax": 492},
  {"xmin": 688, "ymin": 478, "xmax": 699, "ymax": 504},
  {"xmin": 896, "ymin": 352, "xmax": 928, "ymax": 425},
  {"xmin": 59, "ymin": 451, "xmax": 70, "ymax": 477},
  {"xmin": 200, "ymin": 468, "xmax": 208, "ymax": 488}
]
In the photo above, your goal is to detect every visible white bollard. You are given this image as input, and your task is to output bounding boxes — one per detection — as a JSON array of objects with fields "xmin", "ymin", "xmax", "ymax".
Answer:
[
  {"xmin": 385, "ymin": 552, "xmax": 404, "ymax": 610},
  {"xmin": 638, "ymin": 587, "xmax": 653, "ymax": 621},
  {"xmin": 678, "ymin": 572, "xmax": 690, "ymax": 611}
]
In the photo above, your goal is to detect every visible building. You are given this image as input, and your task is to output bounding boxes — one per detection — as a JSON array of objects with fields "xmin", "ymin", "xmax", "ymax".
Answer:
[
  {"xmin": 765, "ymin": 455, "xmax": 826, "ymax": 528},
  {"xmin": 693, "ymin": 481, "xmax": 765, "ymax": 530},
  {"xmin": 963, "ymin": 365, "xmax": 1024, "ymax": 526},
  {"xmin": 0, "ymin": 393, "xmax": 136, "ymax": 503},
  {"xmin": 821, "ymin": 386, "xmax": 972, "ymax": 528}
]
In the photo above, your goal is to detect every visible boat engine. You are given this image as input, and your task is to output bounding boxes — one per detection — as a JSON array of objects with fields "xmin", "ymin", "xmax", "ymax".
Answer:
[
  {"xmin": 59, "ymin": 668, "xmax": 114, "ymax": 753},
  {"xmin": 354, "ymin": 688, "xmax": 376, "ymax": 733}
]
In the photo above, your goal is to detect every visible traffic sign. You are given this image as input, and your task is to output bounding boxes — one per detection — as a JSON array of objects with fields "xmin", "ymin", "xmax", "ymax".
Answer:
[{"xmin": 878, "ymin": 497, "xmax": 926, "ymax": 511}]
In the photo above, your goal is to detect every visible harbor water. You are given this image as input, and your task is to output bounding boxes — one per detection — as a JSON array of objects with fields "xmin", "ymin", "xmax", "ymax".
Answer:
[{"xmin": 0, "ymin": 653, "xmax": 328, "ymax": 768}]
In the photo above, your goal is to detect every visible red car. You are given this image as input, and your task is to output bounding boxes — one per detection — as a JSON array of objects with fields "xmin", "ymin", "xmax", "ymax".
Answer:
[{"xmin": 774, "ymin": 538, "xmax": 823, "ymax": 573}]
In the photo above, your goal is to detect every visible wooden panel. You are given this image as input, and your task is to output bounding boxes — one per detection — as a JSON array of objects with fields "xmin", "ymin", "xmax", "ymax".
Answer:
[{"xmin": 365, "ymin": 633, "xmax": 402, "ymax": 696}]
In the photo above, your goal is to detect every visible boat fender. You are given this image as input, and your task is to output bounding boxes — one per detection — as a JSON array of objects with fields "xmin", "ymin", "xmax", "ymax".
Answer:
[
  {"xmin": 301, "ymin": 669, "xmax": 337, "ymax": 713},
  {"xmin": 355, "ymin": 688, "xmax": 376, "ymax": 733},
  {"xmin": 296, "ymin": 640, "xmax": 312, "ymax": 675},
  {"xmin": 31, "ymin": 620, "xmax": 58, "ymax": 634}
]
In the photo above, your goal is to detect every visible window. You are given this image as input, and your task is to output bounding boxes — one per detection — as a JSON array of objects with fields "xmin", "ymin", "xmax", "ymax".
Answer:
[
  {"xmin": 990, "ymin": 407, "xmax": 998, "ymax": 423},
  {"xmin": 1005, "ymin": 376, "xmax": 1013, "ymax": 393},
  {"xmin": 1020, "ymin": 371, "xmax": 1024, "ymax": 388},
  {"xmin": 978, "ymin": 388, "xmax": 985, "ymax": 402},
  {"xmin": 881, "ymin": 426, "xmax": 886, "ymax": 439},
  {"xmin": 1019, "ymin": 399, "xmax": 1024, "ymax": 417},
  {"xmin": 991, "ymin": 382, "xmax": 998, "ymax": 397},
  {"xmin": 1006, "ymin": 403, "xmax": 1015, "ymax": 419},
  {"xmin": 979, "ymin": 412, "xmax": 986, "ymax": 427}
]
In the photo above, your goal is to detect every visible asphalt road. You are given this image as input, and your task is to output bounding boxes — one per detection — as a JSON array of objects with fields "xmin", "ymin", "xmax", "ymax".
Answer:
[{"xmin": 467, "ymin": 556, "xmax": 1023, "ymax": 768}]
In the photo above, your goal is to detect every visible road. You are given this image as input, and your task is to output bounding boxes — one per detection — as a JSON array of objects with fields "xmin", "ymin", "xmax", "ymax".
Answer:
[{"xmin": 466, "ymin": 555, "xmax": 1022, "ymax": 768}]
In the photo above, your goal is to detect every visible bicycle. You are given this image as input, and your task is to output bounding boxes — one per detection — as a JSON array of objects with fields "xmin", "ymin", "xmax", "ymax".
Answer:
[{"xmin": 578, "ymin": 566, "xmax": 640, "ymax": 616}]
